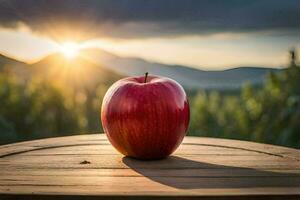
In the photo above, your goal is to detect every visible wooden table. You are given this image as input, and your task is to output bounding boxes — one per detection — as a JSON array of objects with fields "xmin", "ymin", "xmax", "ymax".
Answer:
[{"xmin": 0, "ymin": 134, "xmax": 300, "ymax": 200}]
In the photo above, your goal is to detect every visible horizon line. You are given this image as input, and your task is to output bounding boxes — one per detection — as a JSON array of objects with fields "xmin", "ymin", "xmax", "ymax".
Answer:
[{"xmin": 0, "ymin": 49, "xmax": 284, "ymax": 71}]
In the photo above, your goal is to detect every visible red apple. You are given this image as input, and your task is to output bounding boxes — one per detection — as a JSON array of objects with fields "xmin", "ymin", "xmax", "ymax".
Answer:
[{"xmin": 101, "ymin": 73, "xmax": 190, "ymax": 160}]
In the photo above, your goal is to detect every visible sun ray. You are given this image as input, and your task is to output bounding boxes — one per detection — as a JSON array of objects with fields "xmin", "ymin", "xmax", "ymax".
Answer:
[{"xmin": 59, "ymin": 42, "xmax": 80, "ymax": 59}]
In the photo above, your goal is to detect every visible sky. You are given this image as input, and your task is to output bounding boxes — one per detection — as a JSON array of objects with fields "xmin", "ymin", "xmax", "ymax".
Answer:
[{"xmin": 0, "ymin": 0, "xmax": 300, "ymax": 70}]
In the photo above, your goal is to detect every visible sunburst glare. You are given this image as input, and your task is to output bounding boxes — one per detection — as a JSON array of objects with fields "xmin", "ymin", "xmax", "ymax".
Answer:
[{"xmin": 59, "ymin": 42, "xmax": 80, "ymax": 59}]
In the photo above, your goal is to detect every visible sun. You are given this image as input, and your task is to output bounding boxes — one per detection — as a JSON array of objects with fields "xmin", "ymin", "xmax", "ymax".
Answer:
[{"xmin": 59, "ymin": 42, "xmax": 80, "ymax": 59}]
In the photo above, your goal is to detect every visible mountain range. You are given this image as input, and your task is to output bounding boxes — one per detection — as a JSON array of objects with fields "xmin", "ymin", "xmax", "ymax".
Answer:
[{"xmin": 0, "ymin": 48, "xmax": 279, "ymax": 90}]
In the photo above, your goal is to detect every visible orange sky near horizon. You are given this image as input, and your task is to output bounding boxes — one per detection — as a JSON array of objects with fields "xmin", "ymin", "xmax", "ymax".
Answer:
[{"xmin": 0, "ymin": 25, "xmax": 299, "ymax": 70}]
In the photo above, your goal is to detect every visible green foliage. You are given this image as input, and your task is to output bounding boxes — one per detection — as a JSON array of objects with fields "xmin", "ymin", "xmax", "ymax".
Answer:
[
  {"xmin": 0, "ymin": 73, "xmax": 108, "ymax": 144},
  {"xmin": 189, "ymin": 64, "xmax": 300, "ymax": 148},
  {"xmin": 0, "ymin": 61, "xmax": 299, "ymax": 148}
]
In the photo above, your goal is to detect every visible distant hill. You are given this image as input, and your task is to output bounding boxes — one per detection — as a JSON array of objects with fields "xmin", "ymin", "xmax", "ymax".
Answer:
[
  {"xmin": 1, "ymin": 50, "xmax": 280, "ymax": 90},
  {"xmin": 0, "ymin": 53, "xmax": 123, "ymax": 91},
  {"xmin": 0, "ymin": 54, "xmax": 26, "ymax": 67},
  {"xmin": 30, "ymin": 53, "xmax": 123, "ymax": 90},
  {"xmin": 0, "ymin": 54, "xmax": 30, "ymax": 78},
  {"xmin": 80, "ymin": 49, "xmax": 280, "ymax": 90}
]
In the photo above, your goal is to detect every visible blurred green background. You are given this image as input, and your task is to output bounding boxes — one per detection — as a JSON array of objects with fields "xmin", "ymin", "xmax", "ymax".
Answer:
[{"xmin": 0, "ymin": 50, "xmax": 299, "ymax": 148}]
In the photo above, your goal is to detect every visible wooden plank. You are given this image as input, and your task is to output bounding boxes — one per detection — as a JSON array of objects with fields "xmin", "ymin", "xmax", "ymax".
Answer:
[
  {"xmin": 1, "ymin": 155, "xmax": 299, "ymax": 170},
  {"xmin": 1, "ymin": 175, "xmax": 300, "ymax": 187},
  {"xmin": 0, "ymin": 134, "xmax": 299, "ymax": 200},
  {"xmin": 17, "ymin": 145, "xmax": 263, "ymax": 156},
  {"xmin": 0, "ymin": 134, "xmax": 300, "ymax": 159},
  {"xmin": 183, "ymin": 137, "xmax": 300, "ymax": 161},
  {"xmin": 1, "ymin": 185, "xmax": 300, "ymax": 199},
  {"xmin": 2, "ymin": 168, "xmax": 300, "ymax": 177},
  {"xmin": 1, "ymin": 134, "xmax": 299, "ymax": 160}
]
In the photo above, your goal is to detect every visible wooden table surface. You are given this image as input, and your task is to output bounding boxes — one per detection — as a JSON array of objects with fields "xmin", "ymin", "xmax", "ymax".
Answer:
[{"xmin": 0, "ymin": 134, "xmax": 300, "ymax": 200}]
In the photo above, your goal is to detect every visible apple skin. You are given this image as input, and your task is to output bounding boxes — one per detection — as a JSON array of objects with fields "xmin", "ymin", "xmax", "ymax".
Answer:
[{"xmin": 101, "ymin": 75, "xmax": 190, "ymax": 160}]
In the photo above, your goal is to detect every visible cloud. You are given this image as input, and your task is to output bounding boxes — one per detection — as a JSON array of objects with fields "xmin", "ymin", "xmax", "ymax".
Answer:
[{"xmin": 0, "ymin": 0, "xmax": 300, "ymax": 40}]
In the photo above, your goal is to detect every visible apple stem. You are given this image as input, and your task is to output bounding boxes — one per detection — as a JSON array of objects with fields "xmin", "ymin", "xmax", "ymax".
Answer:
[{"xmin": 144, "ymin": 72, "xmax": 149, "ymax": 83}]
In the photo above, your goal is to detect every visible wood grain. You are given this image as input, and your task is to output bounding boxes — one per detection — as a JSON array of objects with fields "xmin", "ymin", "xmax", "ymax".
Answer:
[{"xmin": 0, "ymin": 134, "xmax": 300, "ymax": 200}]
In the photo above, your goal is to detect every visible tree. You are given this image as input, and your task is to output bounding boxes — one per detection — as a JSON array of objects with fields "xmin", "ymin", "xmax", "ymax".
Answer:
[{"xmin": 189, "ymin": 49, "xmax": 300, "ymax": 148}]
